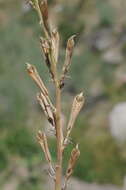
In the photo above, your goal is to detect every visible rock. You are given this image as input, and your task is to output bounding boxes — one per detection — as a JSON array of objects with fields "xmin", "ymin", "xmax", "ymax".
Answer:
[
  {"xmin": 87, "ymin": 28, "xmax": 115, "ymax": 51},
  {"xmin": 109, "ymin": 103, "xmax": 126, "ymax": 142},
  {"xmin": 102, "ymin": 46, "xmax": 123, "ymax": 64}
]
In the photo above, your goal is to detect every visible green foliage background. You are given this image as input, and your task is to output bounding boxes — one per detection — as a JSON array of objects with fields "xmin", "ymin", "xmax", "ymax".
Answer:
[{"xmin": 1, "ymin": 0, "xmax": 126, "ymax": 189}]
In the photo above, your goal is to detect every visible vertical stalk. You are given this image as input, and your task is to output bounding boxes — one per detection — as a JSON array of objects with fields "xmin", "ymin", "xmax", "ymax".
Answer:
[
  {"xmin": 55, "ymin": 78, "xmax": 63, "ymax": 190},
  {"xmin": 55, "ymin": 85, "xmax": 62, "ymax": 190}
]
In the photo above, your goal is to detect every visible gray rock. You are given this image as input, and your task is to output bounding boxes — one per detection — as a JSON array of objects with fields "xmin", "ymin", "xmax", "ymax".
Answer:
[
  {"xmin": 109, "ymin": 103, "xmax": 126, "ymax": 142},
  {"xmin": 103, "ymin": 47, "xmax": 123, "ymax": 64}
]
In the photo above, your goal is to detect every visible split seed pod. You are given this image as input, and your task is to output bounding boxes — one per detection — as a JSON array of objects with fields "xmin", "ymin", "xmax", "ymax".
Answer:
[
  {"xmin": 26, "ymin": 63, "xmax": 48, "ymax": 96},
  {"xmin": 40, "ymin": 37, "xmax": 55, "ymax": 80},
  {"xmin": 64, "ymin": 92, "xmax": 84, "ymax": 146},
  {"xmin": 37, "ymin": 130, "xmax": 52, "ymax": 162},
  {"xmin": 37, "ymin": 130, "xmax": 54, "ymax": 174},
  {"xmin": 66, "ymin": 144, "xmax": 80, "ymax": 180},
  {"xmin": 26, "ymin": 63, "xmax": 55, "ymax": 111},
  {"xmin": 60, "ymin": 35, "xmax": 76, "ymax": 88},
  {"xmin": 37, "ymin": 92, "xmax": 55, "ymax": 127}
]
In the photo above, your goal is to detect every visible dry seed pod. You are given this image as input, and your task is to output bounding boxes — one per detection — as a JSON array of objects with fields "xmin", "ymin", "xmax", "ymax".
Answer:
[
  {"xmin": 40, "ymin": 38, "xmax": 55, "ymax": 80},
  {"xmin": 26, "ymin": 63, "xmax": 55, "ymax": 112},
  {"xmin": 63, "ymin": 145, "xmax": 80, "ymax": 190},
  {"xmin": 37, "ymin": 130, "xmax": 55, "ymax": 175},
  {"xmin": 51, "ymin": 28, "xmax": 60, "ymax": 63},
  {"xmin": 66, "ymin": 144, "xmax": 80, "ymax": 179},
  {"xmin": 37, "ymin": 92, "xmax": 55, "ymax": 127},
  {"xmin": 60, "ymin": 35, "xmax": 76, "ymax": 88},
  {"xmin": 38, "ymin": 0, "xmax": 51, "ymax": 37},
  {"xmin": 26, "ymin": 63, "xmax": 48, "ymax": 96},
  {"xmin": 64, "ymin": 92, "xmax": 84, "ymax": 146},
  {"xmin": 37, "ymin": 130, "xmax": 52, "ymax": 163}
]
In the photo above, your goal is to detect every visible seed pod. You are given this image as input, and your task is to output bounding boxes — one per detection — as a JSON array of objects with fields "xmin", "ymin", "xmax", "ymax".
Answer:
[
  {"xmin": 38, "ymin": 0, "xmax": 51, "ymax": 37},
  {"xmin": 37, "ymin": 131, "xmax": 52, "ymax": 163},
  {"xmin": 40, "ymin": 38, "xmax": 55, "ymax": 80},
  {"xmin": 66, "ymin": 144, "xmax": 80, "ymax": 180},
  {"xmin": 37, "ymin": 92, "xmax": 55, "ymax": 127},
  {"xmin": 60, "ymin": 35, "xmax": 76, "ymax": 88},
  {"xmin": 26, "ymin": 63, "xmax": 48, "ymax": 96},
  {"xmin": 37, "ymin": 130, "xmax": 55, "ymax": 176},
  {"xmin": 64, "ymin": 92, "xmax": 84, "ymax": 146}
]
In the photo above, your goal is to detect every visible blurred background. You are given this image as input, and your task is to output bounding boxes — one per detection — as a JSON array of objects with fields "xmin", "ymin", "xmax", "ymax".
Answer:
[{"xmin": 1, "ymin": 0, "xmax": 126, "ymax": 189}]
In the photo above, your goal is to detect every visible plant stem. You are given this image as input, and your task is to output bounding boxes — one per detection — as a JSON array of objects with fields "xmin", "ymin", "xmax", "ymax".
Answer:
[
  {"xmin": 55, "ymin": 80, "xmax": 63, "ymax": 190},
  {"xmin": 49, "ymin": 27, "xmax": 63, "ymax": 189}
]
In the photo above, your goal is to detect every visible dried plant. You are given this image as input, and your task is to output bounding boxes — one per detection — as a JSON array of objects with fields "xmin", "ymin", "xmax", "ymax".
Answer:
[{"xmin": 26, "ymin": 0, "xmax": 84, "ymax": 190}]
